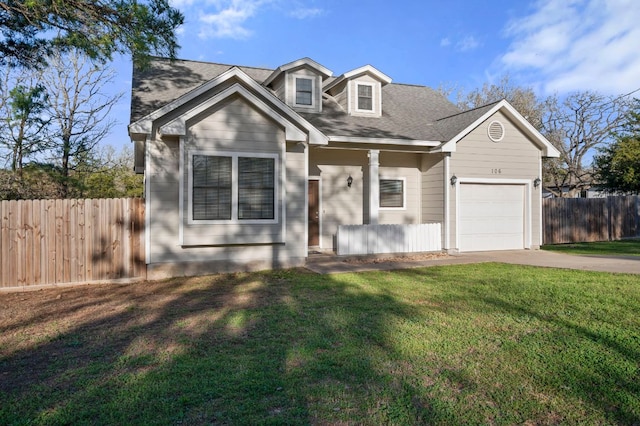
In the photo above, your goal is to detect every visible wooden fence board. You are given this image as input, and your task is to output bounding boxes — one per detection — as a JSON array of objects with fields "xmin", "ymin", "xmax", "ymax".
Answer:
[
  {"xmin": 0, "ymin": 198, "xmax": 145, "ymax": 289},
  {"xmin": 543, "ymin": 196, "xmax": 640, "ymax": 244}
]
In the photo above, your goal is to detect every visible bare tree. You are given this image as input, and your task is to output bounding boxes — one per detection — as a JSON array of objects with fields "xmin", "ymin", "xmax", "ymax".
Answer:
[
  {"xmin": 41, "ymin": 51, "xmax": 122, "ymax": 196},
  {"xmin": 541, "ymin": 92, "xmax": 632, "ymax": 197},
  {"xmin": 452, "ymin": 74, "xmax": 545, "ymax": 128}
]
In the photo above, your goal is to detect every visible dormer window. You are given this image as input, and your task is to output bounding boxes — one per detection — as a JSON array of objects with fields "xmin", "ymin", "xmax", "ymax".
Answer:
[
  {"xmin": 295, "ymin": 78, "xmax": 313, "ymax": 106},
  {"xmin": 357, "ymin": 84, "xmax": 373, "ymax": 111}
]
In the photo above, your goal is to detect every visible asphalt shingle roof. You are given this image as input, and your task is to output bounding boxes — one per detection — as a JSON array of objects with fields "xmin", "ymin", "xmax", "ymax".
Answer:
[{"xmin": 131, "ymin": 57, "xmax": 490, "ymax": 143}]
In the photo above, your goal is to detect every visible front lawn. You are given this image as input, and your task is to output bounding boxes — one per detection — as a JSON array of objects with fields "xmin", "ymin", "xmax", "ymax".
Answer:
[
  {"xmin": 1, "ymin": 264, "xmax": 639, "ymax": 425},
  {"xmin": 543, "ymin": 239, "xmax": 640, "ymax": 256}
]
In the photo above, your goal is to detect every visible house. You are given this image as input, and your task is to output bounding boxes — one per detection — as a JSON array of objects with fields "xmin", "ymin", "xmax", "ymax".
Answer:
[{"xmin": 129, "ymin": 57, "xmax": 560, "ymax": 279}]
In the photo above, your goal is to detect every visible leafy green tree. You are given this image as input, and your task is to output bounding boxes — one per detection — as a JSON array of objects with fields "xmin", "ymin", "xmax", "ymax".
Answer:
[
  {"xmin": 0, "ymin": 79, "xmax": 49, "ymax": 175},
  {"xmin": 594, "ymin": 100, "xmax": 640, "ymax": 194},
  {"xmin": 74, "ymin": 145, "xmax": 143, "ymax": 199},
  {"xmin": 0, "ymin": 0, "xmax": 184, "ymax": 68}
]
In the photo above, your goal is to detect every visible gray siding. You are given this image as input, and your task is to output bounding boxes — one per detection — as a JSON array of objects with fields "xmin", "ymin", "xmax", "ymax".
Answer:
[
  {"xmin": 310, "ymin": 149, "xmax": 367, "ymax": 249},
  {"xmin": 449, "ymin": 110, "xmax": 543, "ymax": 248},
  {"xmin": 309, "ymin": 150, "xmax": 423, "ymax": 249},
  {"xmin": 146, "ymin": 95, "xmax": 307, "ymax": 272},
  {"xmin": 421, "ymin": 153, "xmax": 444, "ymax": 223},
  {"xmin": 378, "ymin": 152, "xmax": 421, "ymax": 225}
]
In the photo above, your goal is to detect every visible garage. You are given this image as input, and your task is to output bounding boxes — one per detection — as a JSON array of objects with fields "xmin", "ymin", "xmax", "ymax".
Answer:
[{"xmin": 458, "ymin": 183, "xmax": 526, "ymax": 252}]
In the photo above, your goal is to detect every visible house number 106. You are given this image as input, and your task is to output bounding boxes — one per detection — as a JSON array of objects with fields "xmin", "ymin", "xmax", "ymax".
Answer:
[{"xmin": 491, "ymin": 168, "xmax": 502, "ymax": 174}]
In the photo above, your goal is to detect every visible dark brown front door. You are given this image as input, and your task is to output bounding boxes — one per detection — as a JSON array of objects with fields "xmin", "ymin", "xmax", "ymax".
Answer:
[{"xmin": 308, "ymin": 180, "xmax": 320, "ymax": 246}]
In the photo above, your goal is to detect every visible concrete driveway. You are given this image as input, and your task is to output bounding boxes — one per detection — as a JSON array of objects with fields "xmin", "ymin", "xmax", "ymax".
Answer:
[{"xmin": 305, "ymin": 250, "xmax": 640, "ymax": 275}]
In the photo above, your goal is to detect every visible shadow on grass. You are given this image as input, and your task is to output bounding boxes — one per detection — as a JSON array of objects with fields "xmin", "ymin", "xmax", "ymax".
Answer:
[
  {"xmin": 0, "ymin": 269, "xmax": 454, "ymax": 424},
  {"xmin": 543, "ymin": 239, "xmax": 640, "ymax": 256}
]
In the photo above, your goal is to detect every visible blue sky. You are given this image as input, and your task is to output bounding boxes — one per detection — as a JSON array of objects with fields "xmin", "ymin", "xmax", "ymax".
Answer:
[{"xmin": 106, "ymin": 0, "xmax": 640, "ymax": 149}]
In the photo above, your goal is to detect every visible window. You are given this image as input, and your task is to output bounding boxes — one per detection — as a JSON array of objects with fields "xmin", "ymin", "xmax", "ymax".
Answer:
[
  {"xmin": 357, "ymin": 84, "xmax": 373, "ymax": 111},
  {"xmin": 238, "ymin": 157, "xmax": 275, "ymax": 220},
  {"xmin": 380, "ymin": 179, "xmax": 404, "ymax": 208},
  {"xmin": 190, "ymin": 152, "xmax": 277, "ymax": 222},
  {"xmin": 193, "ymin": 155, "xmax": 232, "ymax": 220},
  {"xmin": 295, "ymin": 78, "xmax": 313, "ymax": 106}
]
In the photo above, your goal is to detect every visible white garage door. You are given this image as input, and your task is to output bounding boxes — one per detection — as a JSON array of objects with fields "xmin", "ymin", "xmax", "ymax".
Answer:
[{"xmin": 459, "ymin": 184, "xmax": 525, "ymax": 252}]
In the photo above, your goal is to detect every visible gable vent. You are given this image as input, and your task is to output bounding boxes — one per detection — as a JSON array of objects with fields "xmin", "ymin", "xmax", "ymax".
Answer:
[{"xmin": 488, "ymin": 120, "xmax": 505, "ymax": 142}]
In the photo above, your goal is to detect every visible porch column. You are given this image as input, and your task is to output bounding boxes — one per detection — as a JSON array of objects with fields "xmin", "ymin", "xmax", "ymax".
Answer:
[{"xmin": 368, "ymin": 149, "xmax": 380, "ymax": 225}]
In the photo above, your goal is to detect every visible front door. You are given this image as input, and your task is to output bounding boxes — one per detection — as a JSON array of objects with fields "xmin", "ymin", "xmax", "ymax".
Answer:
[{"xmin": 308, "ymin": 180, "xmax": 320, "ymax": 246}]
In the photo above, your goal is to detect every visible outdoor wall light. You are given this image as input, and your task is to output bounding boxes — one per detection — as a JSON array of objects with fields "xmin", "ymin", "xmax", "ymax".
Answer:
[
  {"xmin": 347, "ymin": 175, "xmax": 353, "ymax": 188},
  {"xmin": 534, "ymin": 177, "xmax": 541, "ymax": 188},
  {"xmin": 450, "ymin": 175, "xmax": 457, "ymax": 186}
]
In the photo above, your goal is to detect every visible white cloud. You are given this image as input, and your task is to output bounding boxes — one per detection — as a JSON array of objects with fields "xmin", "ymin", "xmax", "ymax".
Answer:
[
  {"xmin": 456, "ymin": 36, "xmax": 480, "ymax": 52},
  {"xmin": 501, "ymin": 0, "xmax": 640, "ymax": 95},
  {"xmin": 439, "ymin": 35, "xmax": 480, "ymax": 51},
  {"xmin": 197, "ymin": 0, "xmax": 272, "ymax": 40},
  {"xmin": 289, "ymin": 7, "xmax": 323, "ymax": 19}
]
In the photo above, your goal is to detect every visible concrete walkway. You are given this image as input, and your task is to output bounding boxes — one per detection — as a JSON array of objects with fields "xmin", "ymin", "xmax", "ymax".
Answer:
[{"xmin": 305, "ymin": 250, "xmax": 640, "ymax": 275}]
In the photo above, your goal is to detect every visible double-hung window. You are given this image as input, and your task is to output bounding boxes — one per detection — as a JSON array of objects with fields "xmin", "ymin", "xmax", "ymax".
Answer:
[
  {"xmin": 357, "ymin": 84, "xmax": 373, "ymax": 111},
  {"xmin": 380, "ymin": 178, "xmax": 405, "ymax": 209},
  {"xmin": 190, "ymin": 152, "xmax": 277, "ymax": 223},
  {"xmin": 295, "ymin": 78, "xmax": 313, "ymax": 106}
]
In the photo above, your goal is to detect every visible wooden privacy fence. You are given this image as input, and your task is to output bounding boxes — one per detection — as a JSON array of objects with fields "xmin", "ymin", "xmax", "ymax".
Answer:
[
  {"xmin": 1, "ymin": 198, "xmax": 145, "ymax": 290},
  {"xmin": 543, "ymin": 196, "xmax": 640, "ymax": 244}
]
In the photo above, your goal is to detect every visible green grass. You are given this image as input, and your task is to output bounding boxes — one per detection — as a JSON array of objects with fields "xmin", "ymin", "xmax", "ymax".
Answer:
[
  {"xmin": 1, "ymin": 264, "xmax": 639, "ymax": 425},
  {"xmin": 543, "ymin": 239, "xmax": 640, "ymax": 256}
]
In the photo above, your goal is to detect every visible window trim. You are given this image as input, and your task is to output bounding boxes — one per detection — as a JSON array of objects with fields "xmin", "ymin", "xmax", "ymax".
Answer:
[
  {"xmin": 355, "ymin": 82, "xmax": 375, "ymax": 113},
  {"xmin": 187, "ymin": 150, "xmax": 279, "ymax": 225},
  {"xmin": 294, "ymin": 76, "xmax": 315, "ymax": 108},
  {"xmin": 379, "ymin": 177, "xmax": 406, "ymax": 210}
]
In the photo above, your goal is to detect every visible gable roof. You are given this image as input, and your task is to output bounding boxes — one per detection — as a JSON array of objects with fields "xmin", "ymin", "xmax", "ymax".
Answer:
[
  {"xmin": 323, "ymin": 64, "xmax": 392, "ymax": 92},
  {"xmin": 129, "ymin": 64, "xmax": 328, "ymax": 145},
  {"xmin": 129, "ymin": 57, "xmax": 558, "ymax": 156},
  {"xmin": 262, "ymin": 57, "xmax": 332, "ymax": 87},
  {"xmin": 130, "ymin": 57, "xmax": 461, "ymax": 143},
  {"xmin": 436, "ymin": 99, "xmax": 560, "ymax": 157}
]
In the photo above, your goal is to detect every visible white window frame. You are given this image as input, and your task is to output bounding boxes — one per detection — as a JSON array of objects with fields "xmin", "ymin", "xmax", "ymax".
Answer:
[
  {"xmin": 294, "ymin": 77, "xmax": 315, "ymax": 108},
  {"xmin": 379, "ymin": 177, "xmax": 406, "ymax": 210},
  {"xmin": 355, "ymin": 82, "xmax": 375, "ymax": 113},
  {"xmin": 187, "ymin": 149, "xmax": 279, "ymax": 225}
]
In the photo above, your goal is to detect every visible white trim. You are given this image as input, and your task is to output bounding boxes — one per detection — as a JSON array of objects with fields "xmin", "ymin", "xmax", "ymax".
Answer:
[
  {"xmin": 538, "ymin": 150, "xmax": 543, "ymax": 245},
  {"xmin": 308, "ymin": 176, "xmax": 322, "ymax": 249},
  {"xmin": 293, "ymin": 76, "xmax": 316, "ymax": 109},
  {"xmin": 159, "ymin": 83, "xmax": 307, "ymax": 142},
  {"xmin": 379, "ymin": 177, "xmax": 407, "ymax": 210},
  {"xmin": 355, "ymin": 82, "xmax": 375, "ymax": 113},
  {"xmin": 178, "ymin": 136, "xmax": 185, "ymax": 246},
  {"xmin": 263, "ymin": 57, "xmax": 332, "ymax": 87},
  {"xmin": 129, "ymin": 67, "xmax": 329, "ymax": 146},
  {"xmin": 368, "ymin": 150, "xmax": 380, "ymax": 225},
  {"xmin": 443, "ymin": 154, "xmax": 451, "ymax": 250},
  {"xmin": 487, "ymin": 120, "xmax": 505, "ymax": 142},
  {"xmin": 324, "ymin": 64, "xmax": 392, "ymax": 92},
  {"xmin": 454, "ymin": 177, "xmax": 532, "ymax": 251},
  {"xmin": 438, "ymin": 99, "xmax": 560, "ymax": 158},
  {"xmin": 186, "ymin": 149, "xmax": 281, "ymax": 225},
  {"xmin": 327, "ymin": 135, "xmax": 440, "ymax": 147},
  {"xmin": 144, "ymin": 134, "xmax": 151, "ymax": 265}
]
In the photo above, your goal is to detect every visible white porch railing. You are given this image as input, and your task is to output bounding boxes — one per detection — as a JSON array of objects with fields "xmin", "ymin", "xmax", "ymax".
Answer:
[{"xmin": 336, "ymin": 223, "xmax": 442, "ymax": 256}]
